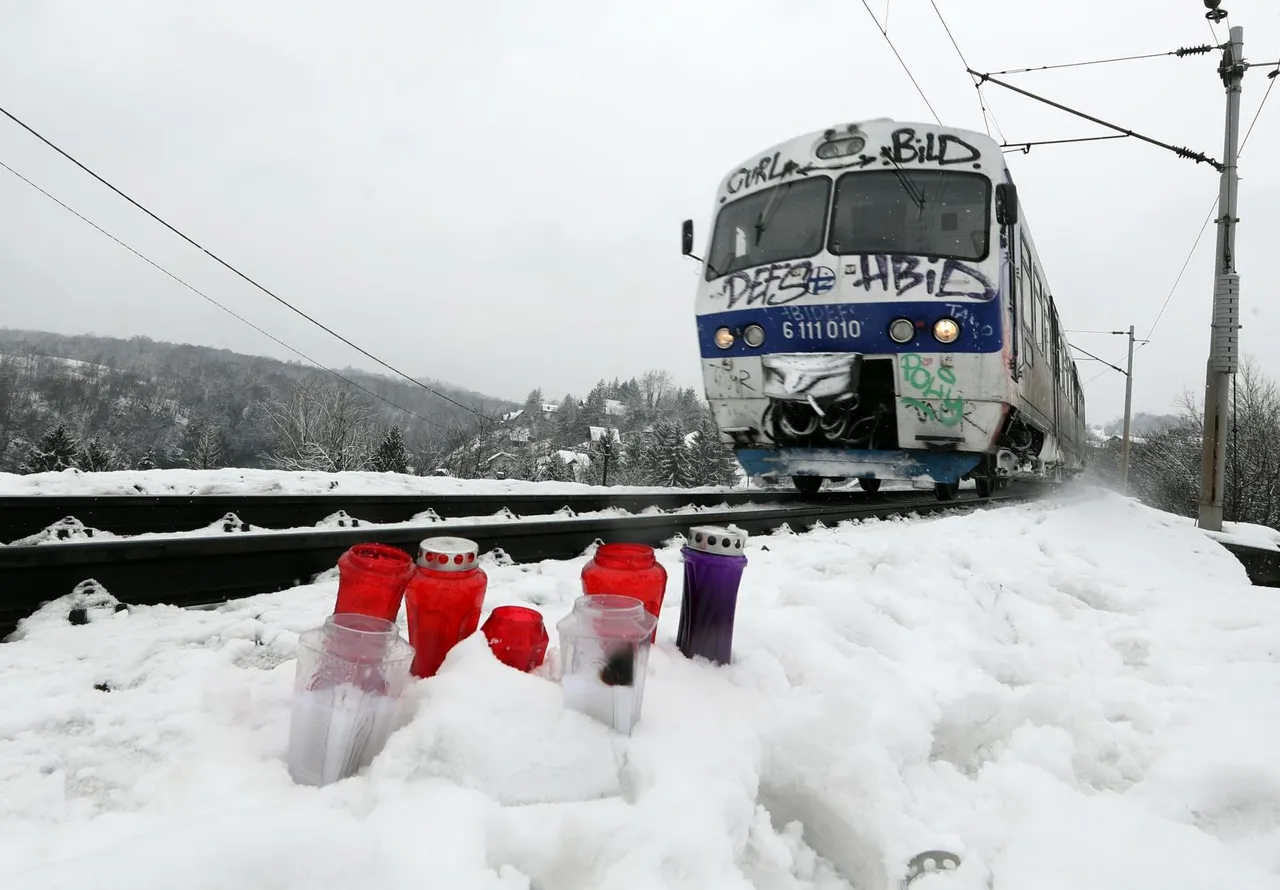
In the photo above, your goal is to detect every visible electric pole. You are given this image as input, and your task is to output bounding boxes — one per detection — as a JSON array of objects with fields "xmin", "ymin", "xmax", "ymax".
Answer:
[
  {"xmin": 1120, "ymin": 324, "xmax": 1136, "ymax": 493},
  {"xmin": 1197, "ymin": 21, "xmax": 1244, "ymax": 531},
  {"xmin": 1070, "ymin": 330, "xmax": 1141, "ymax": 493}
]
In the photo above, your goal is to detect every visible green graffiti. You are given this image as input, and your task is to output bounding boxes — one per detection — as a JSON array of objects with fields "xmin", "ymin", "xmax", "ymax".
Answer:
[{"xmin": 901, "ymin": 353, "xmax": 965, "ymax": 427}]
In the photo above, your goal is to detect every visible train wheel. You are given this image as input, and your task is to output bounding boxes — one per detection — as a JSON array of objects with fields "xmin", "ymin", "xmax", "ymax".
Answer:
[
  {"xmin": 975, "ymin": 477, "xmax": 995, "ymax": 498},
  {"xmin": 934, "ymin": 481, "xmax": 960, "ymax": 501},
  {"xmin": 792, "ymin": 476, "xmax": 823, "ymax": 496},
  {"xmin": 857, "ymin": 477, "xmax": 882, "ymax": 493}
]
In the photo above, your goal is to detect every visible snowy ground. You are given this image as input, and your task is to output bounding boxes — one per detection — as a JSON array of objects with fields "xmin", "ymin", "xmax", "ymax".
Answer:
[
  {"xmin": 4, "ymin": 486, "xmax": 1279, "ymax": 889},
  {"xmin": 0, "ymin": 467, "xmax": 921, "ymax": 498}
]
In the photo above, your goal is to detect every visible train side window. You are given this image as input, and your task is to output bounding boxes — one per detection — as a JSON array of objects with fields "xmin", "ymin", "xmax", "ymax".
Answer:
[
  {"xmin": 1030, "ymin": 272, "xmax": 1041, "ymax": 352},
  {"xmin": 1019, "ymin": 236, "xmax": 1034, "ymax": 367}
]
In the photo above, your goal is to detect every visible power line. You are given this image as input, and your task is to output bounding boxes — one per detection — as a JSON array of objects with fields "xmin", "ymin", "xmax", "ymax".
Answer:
[
  {"xmin": 0, "ymin": 103, "xmax": 490, "ymax": 422},
  {"xmin": 1239, "ymin": 61, "xmax": 1279, "ymax": 155},
  {"xmin": 1144, "ymin": 197, "xmax": 1218, "ymax": 342},
  {"xmin": 0, "ymin": 157, "xmax": 453, "ymax": 433},
  {"xmin": 924, "ymin": 0, "xmax": 991, "ymax": 137},
  {"xmin": 970, "ymin": 71, "xmax": 1223, "ymax": 170},
  {"xmin": 858, "ymin": 0, "xmax": 942, "ymax": 124},
  {"xmin": 984, "ymin": 44, "xmax": 1214, "ymax": 77}
]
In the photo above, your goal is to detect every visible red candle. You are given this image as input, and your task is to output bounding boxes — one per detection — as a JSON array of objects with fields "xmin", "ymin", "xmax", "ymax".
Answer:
[
  {"xmin": 481, "ymin": 606, "xmax": 549, "ymax": 672},
  {"xmin": 403, "ymin": 536, "xmax": 488, "ymax": 678},
  {"xmin": 333, "ymin": 543, "xmax": 414, "ymax": 622},
  {"xmin": 580, "ymin": 543, "xmax": 668, "ymax": 643}
]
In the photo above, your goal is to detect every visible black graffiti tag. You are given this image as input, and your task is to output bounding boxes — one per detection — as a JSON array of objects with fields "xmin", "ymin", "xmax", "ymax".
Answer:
[
  {"xmin": 883, "ymin": 128, "xmax": 981, "ymax": 167},
  {"xmin": 843, "ymin": 255, "xmax": 997, "ymax": 301},
  {"xmin": 718, "ymin": 261, "xmax": 814, "ymax": 309},
  {"xmin": 725, "ymin": 152, "xmax": 803, "ymax": 196}
]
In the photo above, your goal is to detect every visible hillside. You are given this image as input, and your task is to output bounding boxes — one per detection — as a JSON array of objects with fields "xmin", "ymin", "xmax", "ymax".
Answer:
[
  {"xmin": 0, "ymin": 328, "xmax": 513, "ymax": 474},
  {"xmin": 0, "ymin": 329, "xmax": 739, "ymax": 489}
]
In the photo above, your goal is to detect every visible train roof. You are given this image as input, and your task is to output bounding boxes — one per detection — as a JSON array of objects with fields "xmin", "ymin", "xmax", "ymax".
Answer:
[{"xmin": 715, "ymin": 118, "xmax": 1006, "ymax": 203}]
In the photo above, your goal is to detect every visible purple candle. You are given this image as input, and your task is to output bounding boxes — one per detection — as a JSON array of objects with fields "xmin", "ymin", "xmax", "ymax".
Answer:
[{"xmin": 676, "ymin": 525, "xmax": 748, "ymax": 666}]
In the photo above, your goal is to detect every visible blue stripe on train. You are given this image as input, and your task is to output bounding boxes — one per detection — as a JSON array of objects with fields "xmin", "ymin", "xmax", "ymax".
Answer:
[
  {"xmin": 735, "ymin": 447, "xmax": 983, "ymax": 485},
  {"xmin": 696, "ymin": 300, "xmax": 1004, "ymax": 359}
]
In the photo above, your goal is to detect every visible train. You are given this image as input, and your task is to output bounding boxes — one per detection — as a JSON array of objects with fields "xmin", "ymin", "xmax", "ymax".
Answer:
[{"xmin": 683, "ymin": 118, "xmax": 1086, "ymax": 500}]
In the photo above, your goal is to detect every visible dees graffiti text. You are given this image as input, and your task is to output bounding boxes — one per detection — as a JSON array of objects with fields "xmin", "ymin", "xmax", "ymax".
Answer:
[{"xmin": 716, "ymin": 261, "xmax": 837, "ymax": 309}]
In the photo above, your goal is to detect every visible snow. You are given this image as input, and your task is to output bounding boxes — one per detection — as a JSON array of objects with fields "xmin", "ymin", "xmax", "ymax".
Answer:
[
  {"xmin": 0, "ymin": 467, "xmax": 750, "ymax": 498},
  {"xmin": 1205, "ymin": 520, "xmax": 1280, "ymax": 553},
  {"xmin": 4, "ymin": 487, "xmax": 1280, "ymax": 889}
]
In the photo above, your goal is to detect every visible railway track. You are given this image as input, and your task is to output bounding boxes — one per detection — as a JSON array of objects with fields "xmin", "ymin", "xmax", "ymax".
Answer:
[
  {"xmin": 2, "ymin": 488, "xmax": 893, "ymax": 544},
  {"xmin": 0, "ymin": 485, "xmax": 1045, "ymax": 638}
]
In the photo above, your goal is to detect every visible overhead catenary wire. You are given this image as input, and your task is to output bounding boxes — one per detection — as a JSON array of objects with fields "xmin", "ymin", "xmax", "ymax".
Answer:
[
  {"xmin": 923, "ymin": 0, "xmax": 1005, "ymax": 140},
  {"xmin": 983, "ymin": 44, "xmax": 1215, "ymax": 77},
  {"xmin": 857, "ymin": 0, "xmax": 942, "ymax": 124},
  {"xmin": 0, "ymin": 157, "xmax": 454, "ymax": 433},
  {"xmin": 1089, "ymin": 50, "xmax": 1277, "ymax": 379},
  {"xmin": 0, "ymin": 103, "xmax": 490, "ymax": 422}
]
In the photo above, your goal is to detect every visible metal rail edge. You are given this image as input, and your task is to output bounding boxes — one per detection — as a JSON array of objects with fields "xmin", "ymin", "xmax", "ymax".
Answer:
[
  {"xmin": 0, "ymin": 489, "xmax": 911, "ymax": 543},
  {"xmin": 0, "ymin": 487, "xmax": 1043, "ymax": 638}
]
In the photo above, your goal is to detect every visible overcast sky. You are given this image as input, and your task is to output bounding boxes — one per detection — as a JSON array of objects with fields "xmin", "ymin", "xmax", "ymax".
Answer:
[{"xmin": 1, "ymin": 0, "xmax": 1277, "ymax": 426}]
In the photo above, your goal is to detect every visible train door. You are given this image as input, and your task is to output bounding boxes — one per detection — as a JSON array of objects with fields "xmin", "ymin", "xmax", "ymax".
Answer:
[{"xmin": 1018, "ymin": 234, "xmax": 1032, "ymax": 380}]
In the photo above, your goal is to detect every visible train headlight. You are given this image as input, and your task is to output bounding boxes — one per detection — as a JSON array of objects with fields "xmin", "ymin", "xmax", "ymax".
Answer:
[
  {"xmin": 714, "ymin": 327, "xmax": 735, "ymax": 349},
  {"xmin": 888, "ymin": 318, "xmax": 915, "ymax": 344},
  {"xmin": 743, "ymin": 324, "xmax": 766, "ymax": 347},
  {"xmin": 933, "ymin": 318, "xmax": 961, "ymax": 344}
]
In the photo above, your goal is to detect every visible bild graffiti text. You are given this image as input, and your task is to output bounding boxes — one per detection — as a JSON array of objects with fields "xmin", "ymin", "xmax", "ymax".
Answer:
[
  {"xmin": 884, "ymin": 128, "xmax": 982, "ymax": 167},
  {"xmin": 900, "ymin": 353, "xmax": 965, "ymax": 427},
  {"xmin": 843, "ymin": 255, "xmax": 997, "ymax": 302}
]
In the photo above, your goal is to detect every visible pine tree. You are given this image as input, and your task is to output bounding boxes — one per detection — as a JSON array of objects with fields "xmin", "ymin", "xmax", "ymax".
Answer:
[
  {"xmin": 21, "ymin": 424, "xmax": 80, "ymax": 473},
  {"xmin": 541, "ymin": 448, "xmax": 570, "ymax": 482},
  {"xmin": 185, "ymin": 422, "xmax": 224, "ymax": 470},
  {"xmin": 78, "ymin": 437, "xmax": 118, "ymax": 472},
  {"xmin": 645, "ymin": 420, "xmax": 694, "ymax": 487},
  {"xmin": 135, "ymin": 448, "xmax": 157, "ymax": 471},
  {"xmin": 371, "ymin": 426, "xmax": 410, "ymax": 473},
  {"xmin": 690, "ymin": 412, "xmax": 738, "ymax": 486},
  {"xmin": 583, "ymin": 383, "xmax": 608, "ymax": 428}
]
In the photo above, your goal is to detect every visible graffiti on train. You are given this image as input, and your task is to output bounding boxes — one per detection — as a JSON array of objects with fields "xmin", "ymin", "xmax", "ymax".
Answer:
[
  {"xmin": 715, "ymin": 260, "xmax": 837, "ymax": 309},
  {"xmin": 843, "ymin": 255, "xmax": 998, "ymax": 302},
  {"xmin": 900, "ymin": 353, "xmax": 965, "ymax": 427}
]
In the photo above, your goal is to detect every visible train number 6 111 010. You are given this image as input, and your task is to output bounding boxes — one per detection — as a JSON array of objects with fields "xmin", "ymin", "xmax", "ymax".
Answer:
[{"xmin": 781, "ymin": 319, "xmax": 862, "ymax": 340}]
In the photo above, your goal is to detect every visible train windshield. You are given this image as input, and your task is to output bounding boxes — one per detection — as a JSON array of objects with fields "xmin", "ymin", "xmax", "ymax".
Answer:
[
  {"xmin": 705, "ymin": 177, "xmax": 831, "ymax": 281},
  {"xmin": 827, "ymin": 170, "xmax": 991, "ymax": 261}
]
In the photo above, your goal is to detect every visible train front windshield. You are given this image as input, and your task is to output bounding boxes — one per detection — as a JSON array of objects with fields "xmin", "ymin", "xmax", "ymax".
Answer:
[{"xmin": 704, "ymin": 169, "xmax": 992, "ymax": 281}]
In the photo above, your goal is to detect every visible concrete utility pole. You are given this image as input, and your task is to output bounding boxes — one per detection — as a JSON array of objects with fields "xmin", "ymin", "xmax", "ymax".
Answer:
[
  {"xmin": 1120, "ymin": 324, "xmax": 1136, "ymax": 494},
  {"xmin": 1197, "ymin": 23, "xmax": 1244, "ymax": 531}
]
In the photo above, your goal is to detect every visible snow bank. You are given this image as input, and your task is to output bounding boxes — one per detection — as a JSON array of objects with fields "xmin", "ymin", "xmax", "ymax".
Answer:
[
  {"xmin": 1205, "ymin": 520, "xmax": 1280, "ymax": 553},
  {"xmin": 0, "ymin": 467, "xmax": 736, "ymax": 497},
  {"xmin": 3, "ymin": 488, "xmax": 1279, "ymax": 889}
]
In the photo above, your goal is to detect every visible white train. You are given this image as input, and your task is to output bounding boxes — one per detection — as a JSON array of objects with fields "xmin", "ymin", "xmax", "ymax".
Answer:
[{"xmin": 683, "ymin": 118, "xmax": 1086, "ymax": 500}]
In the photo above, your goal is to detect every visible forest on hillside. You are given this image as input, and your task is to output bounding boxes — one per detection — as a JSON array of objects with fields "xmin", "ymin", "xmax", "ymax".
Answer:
[
  {"xmin": 1088, "ymin": 355, "xmax": 1280, "ymax": 531},
  {"xmin": 0, "ymin": 329, "xmax": 740, "ymax": 488}
]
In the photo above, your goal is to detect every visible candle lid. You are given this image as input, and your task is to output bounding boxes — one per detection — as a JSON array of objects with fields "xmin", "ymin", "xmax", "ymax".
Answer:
[
  {"xmin": 687, "ymin": 525, "xmax": 747, "ymax": 555},
  {"xmin": 417, "ymin": 535, "xmax": 480, "ymax": 572}
]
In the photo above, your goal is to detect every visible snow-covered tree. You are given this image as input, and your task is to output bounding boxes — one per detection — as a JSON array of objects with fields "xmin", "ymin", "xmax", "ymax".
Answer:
[
  {"xmin": 185, "ymin": 422, "xmax": 224, "ymax": 470},
  {"xmin": 78, "ymin": 436, "xmax": 119, "ymax": 472},
  {"xmin": 135, "ymin": 448, "xmax": 157, "ymax": 471},
  {"xmin": 370, "ymin": 426, "xmax": 409, "ymax": 474},
  {"xmin": 260, "ymin": 379, "xmax": 378, "ymax": 472},
  {"xmin": 690, "ymin": 412, "xmax": 738, "ymax": 486},
  {"xmin": 22, "ymin": 424, "xmax": 80, "ymax": 473}
]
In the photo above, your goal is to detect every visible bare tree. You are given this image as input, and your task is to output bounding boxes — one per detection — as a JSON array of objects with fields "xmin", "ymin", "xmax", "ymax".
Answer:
[
  {"xmin": 186, "ymin": 423, "xmax": 224, "ymax": 470},
  {"xmin": 259, "ymin": 380, "xmax": 379, "ymax": 472}
]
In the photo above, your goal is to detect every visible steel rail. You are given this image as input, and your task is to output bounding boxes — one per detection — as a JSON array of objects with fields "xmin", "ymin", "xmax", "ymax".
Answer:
[
  {"xmin": 0, "ymin": 487, "xmax": 1044, "ymax": 638},
  {"xmin": 0, "ymin": 488, "xmax": 906, "ymax": 544}
]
